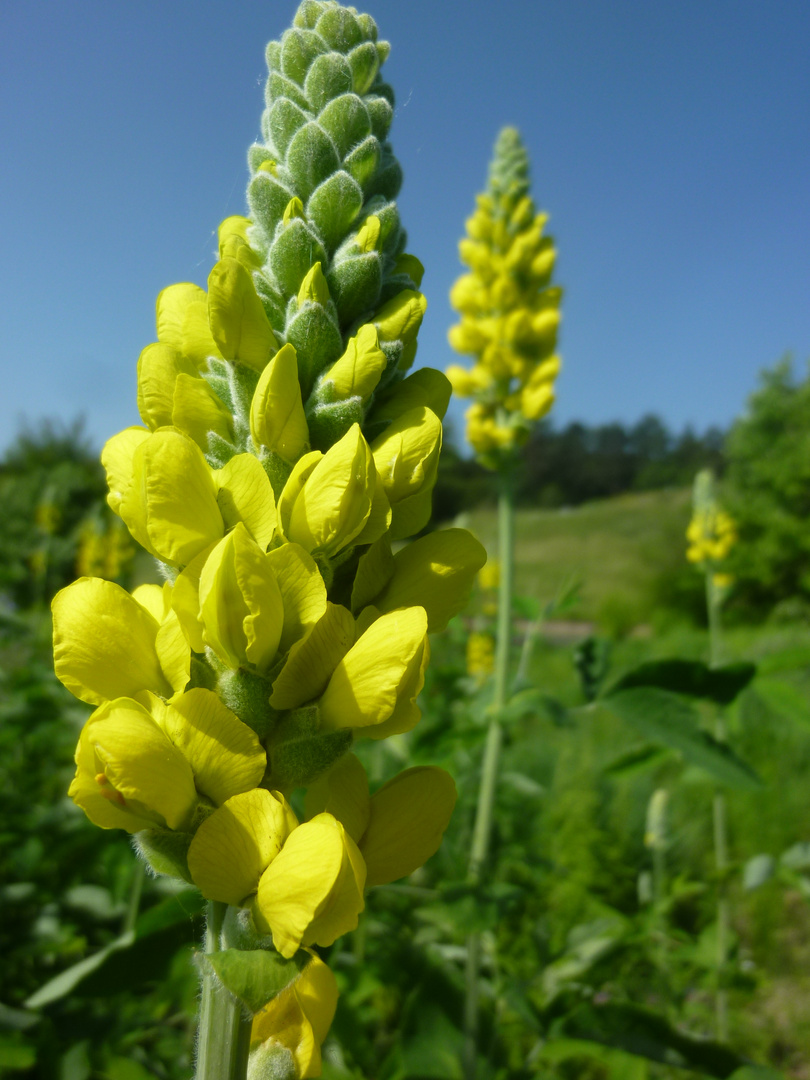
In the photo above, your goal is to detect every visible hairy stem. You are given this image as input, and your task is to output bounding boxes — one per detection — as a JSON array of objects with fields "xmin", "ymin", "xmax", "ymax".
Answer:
[
  {"xmin": 464, "ymin": 486, "xmax": 515, "ymax": 1079},
  {"xmin": 196, "ymin": 902, "xmax": 252, "ymax": 1080}
]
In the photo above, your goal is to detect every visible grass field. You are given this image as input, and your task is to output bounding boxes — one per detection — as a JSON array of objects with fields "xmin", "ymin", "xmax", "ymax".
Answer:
[{"xmin": 462, "ymin": 487, "xmax": 694, "ymax": 630}]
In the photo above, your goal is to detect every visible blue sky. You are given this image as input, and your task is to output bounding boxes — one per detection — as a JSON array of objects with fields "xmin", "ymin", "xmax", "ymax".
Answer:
[{"xmin": 2, "ymin": 0, "xmax": 808, "ymax": 452}]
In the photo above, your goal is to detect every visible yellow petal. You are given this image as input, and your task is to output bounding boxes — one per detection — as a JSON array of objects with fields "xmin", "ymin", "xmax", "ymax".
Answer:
[
  {"xmin": 374, "ymin": 289, "xmax": 426, "ymax": 344},
  {"xmin": 350, "ymin": 535, "xmax": 395, "ymax": 614},
  {"xmin": 276, "ymin": 451, "xmax": 322, "ymax": 541},
  {"xmin": 322, "ymin": 324, "xmax": 386, "ymax": 402},
  {"xmin": 208, "ymin": 257, "xmax": 277, "ymax": 372},
  {"xmin": 304, "ymin": 754, "xmax": 370, "ymax": 843},
  {"xmin": 122, "ymin": 430, "xmax": 224, "ymax": 567},
  {"xmin": 372, "ymin": 367, "xmax": 452, "ymax": 424},
  {"xmin": 360, "ymin": 767, "xmax": 457, "ymax": 887},
  {"xmin": 249, "ymin": 343, "xmax": 309, "ymax": 462},
  {"xmin": 371, "ymin": 407, "xmax": 442, "ymax": 536},
  {"xmin": 137, "ymin": 343, "xmax": 198, "ymax": 430},
  {"xmin": 374, "ymin": 528, "xmax": 487, "ymax": 631},
  {"xmin": 71, "ymin": 697, "xmax": 198, "ymax": 832},
  {"xmin": 254, "ymin": 814, "xmax": 365, "ymax": 957},
  {"xmin": 363, "ymin": 633, "xmax": 429, "ymax": 741},
  {"xmin": 53, "ymin": 578, "xmax": 172, "ymax": 706},
  {"xmin": 156, "ymin": 283, "xmax": 222, "ymax": 368},
  {"xmin": 155, "ymin": 688, "xmax": 266, "ymax": 806},
  {"xmin": 101, "ymin": 427, "xmax": 150, "ymax": 516},
  {"xmin": 266, "ymin": 543, "xmax": 328, "ymax": 655},
  {"xmin": 198, "ymin": 532, "xmax": 251, "ymax": 669},
  {"xmin": 297, "ymin": 262, "xmax": 330, "ymax": 306},
  {"xmin": 171, "ymin": 372, "xmax": 234, "ymax": 448},
  {"xmin": 171, "ymin": 544, "xmax": 216, "ymax": 653},
  {"xmin": 155, "ymin": 609, "xmax": 191, "ymax": 694},
  {"xmin": 187, "ymin": 789, "xmax": 297, "ymax": 906},
  {"xmin": 131, "ymin": 583, "xmax": 168, "ymax": 623},
  {"xmin": 269, "ymin": 603, "xmax": 356, "ymax": 711},
  {"xmin": 215, "ymin": 453, "xmax": 277, "ymax": 550},
  {"xmin": 319, "ymin": 607, "xmax": 428, "ymax": 732},
  {"xmin": 218, "ymin": 215, "xmax": 261, "ymax": 269},
  {"xmin": 251, "ymin": 955, "xmax": 338, "ymax": 1080}
]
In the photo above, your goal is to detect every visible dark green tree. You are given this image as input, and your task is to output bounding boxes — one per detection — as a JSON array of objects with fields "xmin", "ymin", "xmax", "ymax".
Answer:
[{"xmin": 724, "ymin": 356, "xmax": 810, "ymax": 609}]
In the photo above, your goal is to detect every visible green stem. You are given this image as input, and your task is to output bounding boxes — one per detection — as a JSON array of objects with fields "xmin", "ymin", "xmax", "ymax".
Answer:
[
  {"xmin": 706, "ymin": 570, "xmax": 730, "ymax": 1043},
  {"xmin": 123, "ymin": 859, "xmax": 146, "ymax": 935},
  {"xmin": 196, "ymin": 902, "xmax": 252, "ymax": 1080},
  {"xmin": 463, "ymin": 486, "xmax": 515, "ymax": 1080}
]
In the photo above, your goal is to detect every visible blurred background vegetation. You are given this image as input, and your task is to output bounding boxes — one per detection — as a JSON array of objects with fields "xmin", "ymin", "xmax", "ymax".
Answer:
[{"xmin": 1, "ymin": 354, "xmax": 809, "ymax": 1078}]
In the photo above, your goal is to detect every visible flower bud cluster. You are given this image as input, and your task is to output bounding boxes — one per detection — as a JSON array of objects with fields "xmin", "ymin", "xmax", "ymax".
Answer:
[
  {"xmin": 446, "ymin": 127, "xmax": 562, "ymax": 467},
  {"xmin": 52, "ymin": 2, "xmax": 486, "ymax": 1071}
]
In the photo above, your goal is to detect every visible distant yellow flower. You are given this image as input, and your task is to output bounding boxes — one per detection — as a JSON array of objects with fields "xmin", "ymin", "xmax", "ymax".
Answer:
[{"xmin": 466, "ymin": 632, "xmax": 495, "ymax": 680}]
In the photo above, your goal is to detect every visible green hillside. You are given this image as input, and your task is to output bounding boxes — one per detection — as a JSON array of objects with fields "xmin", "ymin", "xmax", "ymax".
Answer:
[{"xmin": 463, "ymin": 487, "xmax": 694, "ymax": 629}]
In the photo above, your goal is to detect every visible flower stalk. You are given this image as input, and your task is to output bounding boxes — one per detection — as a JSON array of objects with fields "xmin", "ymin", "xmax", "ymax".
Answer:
[
  {"xmin": 196, "ymin": 903, "xmax": 252, "ymax": 1080},
  {"xmin": 447, "ymin": 127, "xmax": 561, "ymax": 1079}
]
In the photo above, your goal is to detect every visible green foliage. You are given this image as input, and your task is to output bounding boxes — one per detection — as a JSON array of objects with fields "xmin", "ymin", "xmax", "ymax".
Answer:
[{"xmin": 725, "ymin": 356, "xmax": 810, "ymax": 610}]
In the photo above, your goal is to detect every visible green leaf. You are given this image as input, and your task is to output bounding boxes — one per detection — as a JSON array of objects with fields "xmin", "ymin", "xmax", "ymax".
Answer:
[
  {"xmin": 606, "ymin": 659, "xmax": 755, "ymax": 705},
  {"xmin": 554, "ymin": 1001, "xmax": 744, "ymax": 1077},
  {"xmin": 751, "ymin": 677, "xmax": 810, "ymax": 727},
  {"xmin": 24, "ymin": 931, "xmax": 136, "ymax": 1010},
  {"xmin": 604, "ymin": 743, "xmax": 672, "ymax": 777},
  {"xmin": 781, "ymin": 842, "xmax": 810, "ymax": 871},
  {"xmin": 729, "ymin": 1068, "xmax": 784, "ymax": 1080},
  {"xmin": 206, "ymin": 949, "xmax": 306, "ymax": 1014},
  {"xmin": 600, "ymin": 689, "xmax": 762, "ymax": 790},
  {"xmin": 0, "ymin": 1032, "xmax": 36, "ymax": 1070}
]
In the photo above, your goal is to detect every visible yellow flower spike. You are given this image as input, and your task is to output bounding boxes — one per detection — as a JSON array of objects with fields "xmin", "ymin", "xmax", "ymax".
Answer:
[
  {"xmin": 136, "ymin": 343, "xmax": 198, "ymax": 430},
  {"xmin": 355, "ymin": 215, "xmax": 381, "ymax": 253},
  {"xmin": 371, "ymin": 367, "xmax": 452, "ymax": 424},
  {"xmin": 253, "ymin": 813, "xmax": 366, "ymax": 957},
  {"xmin": 449, "ymin": 274, "xmax": 484, "ymax": 316},
  {"xmin": 303, "ymin": 753, "xmax": 371, "ymax": 844},
  {"xmin": 70, "ymin": 697, "xmax": 199, "ymax": 834},
  {"xmin": 214, "ymin": 453, "xmax": 277, "ymax": 550},
  {"xmin": 269, "ymin": 602, "xmax": 356, "ymax": 712},
  {"xmin": 218, "ymin": 215, "xmax": 262, "ymax": 270},
  {"xmin": 151, "ymin": 688, "xmax": 266, "ymax": 806},
  {"xmin": 208, "ymin": 257, "xmax": 278, "ymax": 373},
  {"xmin": 171, "ymin": 543, "xmax": 217, "ymax": 653},
  {"xmin": 279, "ymin": 424, "xmax": 387, "ymax": 557},
  {"xmin": 372, "ymin": 528, "xmax": 487, "ymax": 632},
  {"xmin": 53, "ymin": 577, "xmax": 173, "ymax": 706},
  {"xmin": 359, "ymin": 766, "xmax": 457, "ymax": 888},
  {"xmin": 373, "ymin": 289, "xmax": 427, "ymax": 345},
  {"xmin": 318, "ymin": 606, "xmax": 428, "ymax": 734},
  {"xmin": 265, "ymin": 543, "xmax": 327, "ymax": 655},
  {"xmin": 250, "ymin": 954, "xmax": 338, "ymax": 1080},
  {"xmin": 101, "ymin": 427, "xmax": 150, "ymax": 516},
  {"xmin": 297, "ymin": 262, "xmax": 330, "ymax": 307},
  {"xmin": 198, "ymin": 523, "xmax": 284, "ymax": 671},
  {"xmin": 171, "ymin": 372, "xmax": 235, "ymax": 449},
  {"xmin": 117, "ymin": 429, "xmax": 224, "ymax": 567},
  {"xmin": 156, "ymin": 283, "xmax": 223, "ymax": 369},
  {"xmin": 322, "ymin": 323, "xmax": 386, "ymax": 402},
  {"xmin": 188, "ymin": 788, "xmax": 297, "ymax": 907},
  {"xmin": 249, "ymin": 342, "xmax": 310, "ymax": 462},
  {"xmin": 371, "ymin": 406, "xmax": 442, "ymax": 540}
]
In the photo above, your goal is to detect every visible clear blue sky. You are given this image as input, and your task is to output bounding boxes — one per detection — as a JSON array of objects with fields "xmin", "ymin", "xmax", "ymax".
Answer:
[{"xmin": 2, "ymin": 0, "xmax": 808, "ymax": 452}]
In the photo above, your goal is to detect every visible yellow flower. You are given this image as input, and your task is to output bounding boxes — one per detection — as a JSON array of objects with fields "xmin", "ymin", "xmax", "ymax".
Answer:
[
  {"xmin": 277, "ymin": 424, "xmax": 390, "ymax": 558},
  {"xmin": 249, "ymin": 343, "xmax": 310, "ymax": 462},
  {"xmin": 318, "ymin": 607, "xmax": 429, "ymax": 739},
  {"xmin": 69, "ymin": 688, "xmax": 266, "ymax": 836},
  {"xmin": 249, "ymin": 954, "xmax": 338, "ymax": 1080},
  {"xmin": 304, "ymin": 754, "xmax": 457, "ymax": 888},
  {"xmin": 198, "ymin": 523, "xmax": 284, "ymax": 671},
  {"xmin": 466, "ymin": 632, "xmax": 495, "ymax": 679},
  {"xmin": 52, "ymin": 577, "xmax": 188, "ymax": 706},
  {"xmin": 477, "ymin": 559, "xmax": 499, "ymax": 591},
  {"xmin": 371, "ymin": 406, "xmax": 442, "ymax": 540}
]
